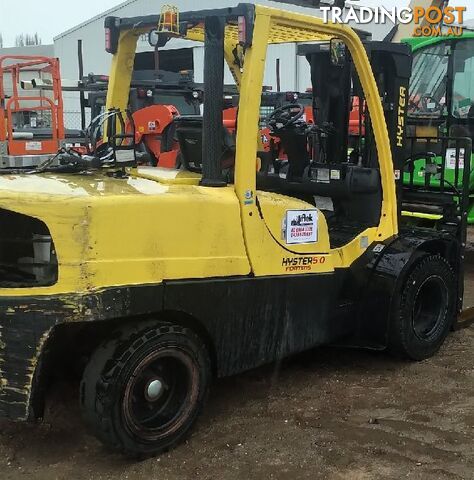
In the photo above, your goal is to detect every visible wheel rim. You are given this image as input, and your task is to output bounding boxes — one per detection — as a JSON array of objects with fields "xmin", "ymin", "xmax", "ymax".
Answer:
[
  {"xmin": 412, "ymin": 275, "xmax": 448, "ymax": 340},
  {"xmin": 122, "ymin": 347, "xmax": 199, "ymax": 442}
]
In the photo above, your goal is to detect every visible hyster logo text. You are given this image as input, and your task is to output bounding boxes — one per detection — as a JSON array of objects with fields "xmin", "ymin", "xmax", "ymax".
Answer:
[
  {"xmin": 282, "ymin": 256, "xmax": 326, "ymax": 272},
  {"xmin": 397, "ymin": 86, "xmax": 406, "ymax": 148}
]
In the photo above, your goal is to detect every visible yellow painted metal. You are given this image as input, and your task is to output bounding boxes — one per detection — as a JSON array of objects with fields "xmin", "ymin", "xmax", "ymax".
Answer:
[
  {"xmin": 401, "ymin": 210, "xmax": 443, "ymax": 220},
  {"xmin": 254, "ymin": 191, "xmax": 335, "ymax": 275},
  {"xmin": 0, "ymin": 174, "xmax": 250, "ymax": 296},
  {"xmin": 185, "ymin": 22, "xmax": 332, "ymax": 45},
  {"xmin": 102, "ymin": 29, "xmax": 141, "ymax": 143},
  {"xmin": 234, "ymin": 11, "xmax": 271, "ymax": 205},
  {"xmin": 0, "ymin": 3, "xmax": 400, "ymax": 295},
  {"xmin": 331, "ymin": 228, "xmax": 378, "ymax": 268},
  {"xmin": 104, "ymin": 29, "xmax": 140, "ymax": 139},
  {"xmin": 133, "ymin": 166, "xmax": 201, "ymax": 185},
  {"xmin": 233, "ymin": 5, "xmax": 397, "ymax": 274}
]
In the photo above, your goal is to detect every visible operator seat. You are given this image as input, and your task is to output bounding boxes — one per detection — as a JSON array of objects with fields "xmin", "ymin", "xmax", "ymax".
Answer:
[
  {"xmin": 275, "ymin": 126, "xmax": 310, "ymax": 180},
  {"xmin": 174, "ymin": 115, "xmax": 236, "ymax": 172}
]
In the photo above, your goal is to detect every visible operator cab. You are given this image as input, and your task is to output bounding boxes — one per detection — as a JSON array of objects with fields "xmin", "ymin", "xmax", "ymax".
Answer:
[
  {"xmin": 174, "ymin": 38, "xmax": 412, "ymax": 247},
  {"xmin": 255, "ymin": 41, "xmax": 412, "ymax": 247}
]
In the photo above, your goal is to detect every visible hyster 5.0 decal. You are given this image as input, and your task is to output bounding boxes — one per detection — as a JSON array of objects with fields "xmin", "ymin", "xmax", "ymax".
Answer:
[{"xmin": 282, "ymin": 256, "xmax": 326, "ymax": 272}]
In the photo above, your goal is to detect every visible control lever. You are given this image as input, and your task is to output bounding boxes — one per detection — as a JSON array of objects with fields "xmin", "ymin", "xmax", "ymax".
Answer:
[{"xmin": 309, "ymin": 122, "xmax": 336, "ymax": 164}]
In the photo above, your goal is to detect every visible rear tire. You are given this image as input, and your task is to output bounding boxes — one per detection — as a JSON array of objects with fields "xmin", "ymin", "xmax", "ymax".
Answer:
[
  {"xmin": 80, "ymin": 322, "xmax": 211, "ymax": 457},
  {"xmin": 389, "ymin": 254, "xmax": 456, "ymax": 360}
]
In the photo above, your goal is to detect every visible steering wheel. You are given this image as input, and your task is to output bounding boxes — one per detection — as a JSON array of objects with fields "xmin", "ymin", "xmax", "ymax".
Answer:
[{"xmin": 268, "ymin": 103, "xmax": 305, "ymax": 130}]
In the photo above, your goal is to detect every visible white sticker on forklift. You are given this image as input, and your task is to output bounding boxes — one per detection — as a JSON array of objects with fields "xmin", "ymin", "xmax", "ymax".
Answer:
[
  {"xmin": 394, "ymin": 170, "xmax": 401, "ymax": 180},
  {"xmin": 116, "ymin": 150, "xmax": 135, "ymax": 163},
  {"xmin": 373, "ymin": 244, "xmax": 385, "ymax": 253},
  {"xmin": 25, "ymin": 141, "xmax": 42, "ymax": 151},
  {"xmin": 446, "ymin": 148, "xmax": 465, "ymax": 170},
  {"xmin": 316, "ymin": 168, "xmax": 330, "ymax": 183},
  {"xmin": 285, "ymin": 210, "xmax": 318, "ymax": 245}
]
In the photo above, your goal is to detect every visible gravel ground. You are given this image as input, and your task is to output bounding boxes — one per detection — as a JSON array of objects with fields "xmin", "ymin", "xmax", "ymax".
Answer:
[{"xmin": 0, "ymin": 245, "xmax": 473, "ymax": 479}]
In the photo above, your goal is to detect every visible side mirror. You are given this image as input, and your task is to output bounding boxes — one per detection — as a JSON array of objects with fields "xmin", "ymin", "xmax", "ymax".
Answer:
[
  {"xmin": 330, "ymin": 38, "xmax": 346, "ymax": 68},
  {"xmin": 148, "ymin": 29, "xmax": 170, "ymax": 48}
]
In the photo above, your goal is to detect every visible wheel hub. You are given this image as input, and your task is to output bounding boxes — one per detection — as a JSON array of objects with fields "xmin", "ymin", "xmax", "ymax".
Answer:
[{"xmin": 145, "ymin": 378, "xmax": 164, "ymax": 402}]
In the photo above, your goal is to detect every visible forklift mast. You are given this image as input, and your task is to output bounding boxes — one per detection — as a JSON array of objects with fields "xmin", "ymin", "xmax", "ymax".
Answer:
[{"xmin": 297, "ymin": 41, "xmax": 412, "ymax": 216}]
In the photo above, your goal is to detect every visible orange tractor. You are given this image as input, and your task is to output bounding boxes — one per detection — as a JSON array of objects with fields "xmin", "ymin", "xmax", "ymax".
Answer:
[{"xmin": 85, "ymin": 74, "xmax": 204, "ymax": 168}]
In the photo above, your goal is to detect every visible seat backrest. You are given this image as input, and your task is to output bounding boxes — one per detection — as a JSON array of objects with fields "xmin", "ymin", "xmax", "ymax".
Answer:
[
  {"xmin": 275, "ymin": 128, "xmax": 310, "ymax": 180},
  {"xmin": 161, "ymin": 121, "xmax": 177, "ymax": 153},
  {"xmin": 175, "ymin": 116, "xmax": 204, "ymax": 172},
  {"xmin": 175, "ymin": 115, "xmax": 236, "ymax": 172}
]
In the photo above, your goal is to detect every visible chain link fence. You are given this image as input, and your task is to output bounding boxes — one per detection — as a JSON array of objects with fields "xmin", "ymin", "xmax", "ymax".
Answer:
[
  {"xmin": 64, "ymin": 109, "xmax": 91, "ymax": 130},
  {"xmin": 63, "ymin": 111, "xmax": 91, "ymax": 131}
]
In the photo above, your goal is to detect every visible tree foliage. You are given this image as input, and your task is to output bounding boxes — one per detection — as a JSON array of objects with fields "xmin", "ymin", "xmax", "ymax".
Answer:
[{"xmin": 15, "ymin": 33, "xmax": 42, "ymax": 47}]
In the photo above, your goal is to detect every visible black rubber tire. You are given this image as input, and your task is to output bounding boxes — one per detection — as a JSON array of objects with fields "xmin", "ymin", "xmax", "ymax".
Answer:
[
  {"xmin": 80, "ymin": 322, "xmax": 210, "ymax": 457},
  {"xmin": 389, "ymin": 254, "xmax": 456, "ymax": 361}
]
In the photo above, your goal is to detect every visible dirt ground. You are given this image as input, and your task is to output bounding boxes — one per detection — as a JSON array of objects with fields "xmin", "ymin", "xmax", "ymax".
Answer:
[{"xmin": 1, "ymin": 245, "xmax": 474, "ymax": 479}]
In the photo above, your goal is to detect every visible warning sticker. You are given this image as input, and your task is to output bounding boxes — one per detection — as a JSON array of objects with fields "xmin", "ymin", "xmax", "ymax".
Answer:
[
  {"xmin": 446, "ymin": 148, "xmax": 465, "ymax": 170},
  {"xmin": 373, "ymin": 244, "xmax": 385, "ymax": 253},
  {"xmin": 285, "ymin": 210, "xmax": 318, "ymax": 245},
  {"xmin": 25, "ymin": 141, "xmax": 42, "ymax": 151},
  {"xmin": 148, "ymin": 121, "xmax": 157, "ymax": 131},
  {"xmin": 316, "ymin": 168, "xmax": 330, "ymax": 183},
  {"xmin": 115, "ymin": 150, "xmax": 135, "ymax": 163}
]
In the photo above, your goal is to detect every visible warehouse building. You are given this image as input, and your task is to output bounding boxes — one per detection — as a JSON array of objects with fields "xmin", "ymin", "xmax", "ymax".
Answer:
[{"xmin": 53, "ymin": 0, "xmax": 395, "ymax": 126}]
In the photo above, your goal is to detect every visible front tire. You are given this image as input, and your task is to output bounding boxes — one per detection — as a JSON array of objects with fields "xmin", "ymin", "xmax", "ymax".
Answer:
[
  {"xmin": 80, "ymin": 322, "xmax": 211, "ymax": 457},
  {"xmin": 389, "ymin": 254, "xmax": 456, "ymax": 360}
]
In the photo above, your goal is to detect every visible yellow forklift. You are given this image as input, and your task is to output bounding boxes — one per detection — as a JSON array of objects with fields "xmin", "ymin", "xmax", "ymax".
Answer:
[{"xmin": 0, "ymin": 4, "xmax": 469, "ymax": 457}]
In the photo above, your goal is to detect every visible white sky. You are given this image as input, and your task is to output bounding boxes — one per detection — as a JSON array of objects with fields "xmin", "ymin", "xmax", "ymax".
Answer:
[
  {"xmin": 0, "ymin": 0, "xmax": 122, "ymax": 47},
  {"xmin": 0, "ymin": 0, "xmax": 472, "ymax": 47}
]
